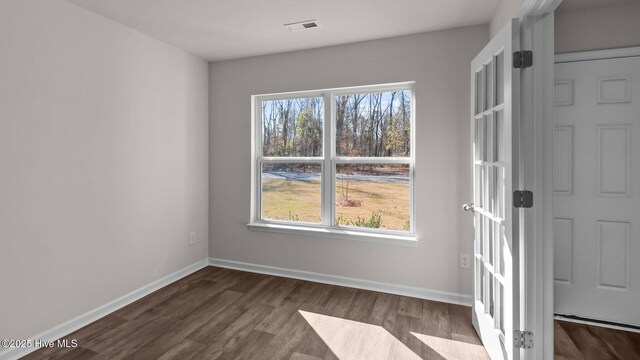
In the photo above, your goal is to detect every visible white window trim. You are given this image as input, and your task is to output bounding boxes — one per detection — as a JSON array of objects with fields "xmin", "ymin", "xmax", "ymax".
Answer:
[{"xmin": 249, "ymin": 82, "xmax": 417, "ymax": 244}]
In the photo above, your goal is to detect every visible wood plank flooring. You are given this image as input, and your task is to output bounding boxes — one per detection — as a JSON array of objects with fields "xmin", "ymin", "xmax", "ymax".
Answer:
[
  {"xmin": 554, "ymin": 320, "xmax": 640, "ymax": 360},
  {"xmin": 22, "ymin": 266, "xmax": 640, "ymax": 359}
]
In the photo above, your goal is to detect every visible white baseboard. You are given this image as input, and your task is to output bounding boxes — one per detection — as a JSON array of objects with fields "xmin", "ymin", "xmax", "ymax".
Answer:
[
  {"xmin": 209, "ymin": 257, "xmax": 472, "ymax": 307},
  {"xmin": 0, "ymin": 259, "xmax": 209, "ymax": 360}
]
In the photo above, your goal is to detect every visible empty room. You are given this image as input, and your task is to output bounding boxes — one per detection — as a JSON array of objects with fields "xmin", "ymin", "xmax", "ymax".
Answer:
[{"xmin": 1, "ymin": 0, "xmax": 639, "ymax": 359}]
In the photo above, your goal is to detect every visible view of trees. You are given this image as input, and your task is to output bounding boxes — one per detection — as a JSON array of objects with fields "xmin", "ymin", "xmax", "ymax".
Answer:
[
  {"xmin": 336, "ymin": 90, "xmax": 411, "ymax": 157},
  {"xmin": 260, "ymin": 91, "xmax": 411, "ymax": 158},
  {"xmin": 262, "ymin": 97, "xmax": 323, "ymax": 157}
]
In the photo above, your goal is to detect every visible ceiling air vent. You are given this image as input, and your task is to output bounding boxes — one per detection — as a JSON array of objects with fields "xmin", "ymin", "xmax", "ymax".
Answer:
[{"xmin": 284, "ymin": 20, "xmax": 319, "ymax": 31}]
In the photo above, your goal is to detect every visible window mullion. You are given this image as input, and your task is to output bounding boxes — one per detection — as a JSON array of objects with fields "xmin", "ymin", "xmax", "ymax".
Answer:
[
  {"xmin": 333, "ymin": 157, "xmax": 411, "ymax": 164},
  {"xmin": 261, "ymin": 157, "xmax": 323, "ymax": 164},
  {"xmin": 322, "ymin": 92, "xmax": 333, "ymax": 226}
]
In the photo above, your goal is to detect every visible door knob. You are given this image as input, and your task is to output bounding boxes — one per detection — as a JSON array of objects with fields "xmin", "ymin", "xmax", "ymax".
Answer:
[{"xmin": 463, "ymin": 203, "xmax": 474, "ymax": 212}]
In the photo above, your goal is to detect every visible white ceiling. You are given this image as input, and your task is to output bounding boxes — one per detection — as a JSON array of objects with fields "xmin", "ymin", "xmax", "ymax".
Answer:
[{"xmin": 69, "ymin": 0, "xmax": 501, "ymax": 61}]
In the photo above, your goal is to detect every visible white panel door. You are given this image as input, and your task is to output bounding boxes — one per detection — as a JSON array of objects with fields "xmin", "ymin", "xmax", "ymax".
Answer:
[
  {"xmin": 554, "ymin": 56, "xmax": 640, "ymax": 326},
  {"xmin": 470, "ymin": 18, "xmax": 520, "ymax": 360}
]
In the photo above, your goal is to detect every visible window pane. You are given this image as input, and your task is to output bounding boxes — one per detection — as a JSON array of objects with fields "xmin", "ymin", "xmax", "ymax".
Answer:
[
  {"xmin": 335, "ymin": 164, "xmax": 410, "ymax": 231},
  {"xmin": 261, "ymin": 97, "xmax": 323, "ymax": 157},
  {"xmin": 336, "ymin": 91, "xmax": 411, "ymax": 157},
  {"xmin": 261, "ymin": 163, "xmax": 321, "ymax": 223}
]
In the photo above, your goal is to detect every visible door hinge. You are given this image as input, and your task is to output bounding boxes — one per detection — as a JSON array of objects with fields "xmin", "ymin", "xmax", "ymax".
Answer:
[
  {"xmin": 513, "ymin": 50, "xmax": 533, "ymax": 69},
  {"xmin": 513, "ymin": 190, "xmax": 533, "ymax": 208},
  {"xmin": 514, "ymin": 330, "xmax": 534, "ymax": 349}
]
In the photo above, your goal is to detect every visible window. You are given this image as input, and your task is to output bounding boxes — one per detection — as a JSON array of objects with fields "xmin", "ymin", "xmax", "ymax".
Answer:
[{"xmin": 250, "ymin": 83, "xmax": 415, "ymax": 241}]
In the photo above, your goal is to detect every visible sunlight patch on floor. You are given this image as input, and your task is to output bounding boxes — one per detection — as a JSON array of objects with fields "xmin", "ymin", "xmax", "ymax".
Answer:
[
  {"xmin": 411, "ymin": 332, "xmax": 490, "ymax": 360},
  {"xmin": 299, "ymin": 310, "xmax": 421, "ymax": 360}
]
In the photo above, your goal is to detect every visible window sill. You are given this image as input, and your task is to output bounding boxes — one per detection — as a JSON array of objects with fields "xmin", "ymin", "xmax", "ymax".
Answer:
[{"xmin": 246, "ymin": 222, "xmax": 418, "ymax": 246}]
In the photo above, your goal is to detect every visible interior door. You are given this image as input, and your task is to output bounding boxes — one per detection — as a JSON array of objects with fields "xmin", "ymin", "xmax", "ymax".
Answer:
[
  {"xmin": 554, "ymin": 55, "xmax": 640, "ymax": 326},
  {"xmin": 470, "ymin": 18, "xmax": 520, "ymax": 360}
]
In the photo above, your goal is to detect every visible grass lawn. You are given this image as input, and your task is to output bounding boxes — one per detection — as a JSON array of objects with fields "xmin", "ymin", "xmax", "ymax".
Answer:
[
  {"xmin": 262, "ymin": 179, "xmax": 322, "ymax": 223},
  {"xmin": 262, "ymin": 178, "xmax": 410, "ymax": 230}
]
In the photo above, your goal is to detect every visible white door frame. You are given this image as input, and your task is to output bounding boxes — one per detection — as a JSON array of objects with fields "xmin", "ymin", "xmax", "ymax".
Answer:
[
  {"xmin": 515, "ymin": 1, "xmax": 562, "ymax": 359},
  {"xmin": 523, "ymin": 5, "xmax": 640, "ymax": 359}
]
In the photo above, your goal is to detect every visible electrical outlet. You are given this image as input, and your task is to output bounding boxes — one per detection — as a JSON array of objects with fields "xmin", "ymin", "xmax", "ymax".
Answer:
[
  {"xmin": 459, "ymin": 253, "xmax": 471, "ymax": 269},
  {"xmin": 189, "ymin": 232, "xmax": 196, "ymax": 245}
]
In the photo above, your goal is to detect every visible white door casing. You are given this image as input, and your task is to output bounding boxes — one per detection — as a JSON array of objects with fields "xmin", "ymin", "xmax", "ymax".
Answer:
[
  {"xmin": 471, "ymin": 18, "xmax": 521, "ymax": 360},
  {"xmin": 553, "ymin": 55, "xmax": 640, "ymax": 326}
]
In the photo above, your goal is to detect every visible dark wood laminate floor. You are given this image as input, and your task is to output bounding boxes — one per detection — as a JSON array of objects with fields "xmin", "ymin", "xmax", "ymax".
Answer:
[
  {"xmin": 22, "ymin": 266, "xmax": 640, "ymax": 359},
  {"xmin": 554, "ymin": 320, "xmax": 640, "ymax": 360}
]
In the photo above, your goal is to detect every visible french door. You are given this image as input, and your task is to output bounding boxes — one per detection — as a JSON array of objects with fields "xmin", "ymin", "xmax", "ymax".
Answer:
[{"xmin": 469, "ymin": 18, "xmax": 521, "ymax": 360}]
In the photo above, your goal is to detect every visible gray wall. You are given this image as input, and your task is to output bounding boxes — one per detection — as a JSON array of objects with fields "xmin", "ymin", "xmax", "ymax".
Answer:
[
  {"xmin": 209, "ymin": 25, "xmax": 488, "ymax": 298},
  {"xmin": 555, "ymin": 0, "xmax": 640, "ymax": 54},
  {"xmin": 0, "ymin": 0, "xmax": 209, "ymax": 340},
  {"xmin": 490, "ymin": 0, "xmax": 523, "ymax": 36}
]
